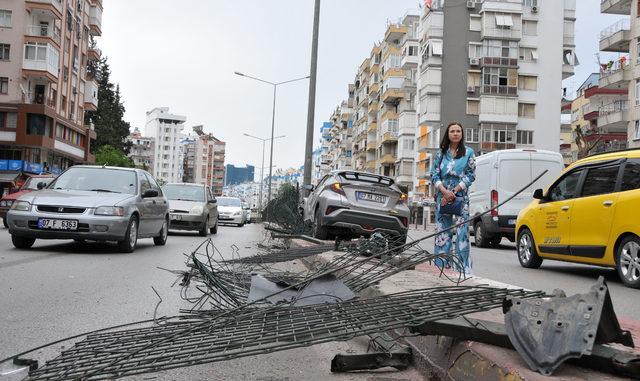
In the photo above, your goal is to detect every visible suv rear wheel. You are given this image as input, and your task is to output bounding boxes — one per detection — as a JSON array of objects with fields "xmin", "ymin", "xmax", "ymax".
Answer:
[
  {"xmin": 616, "ymin": 235, "xmax": 640, "ymax": 289},
  {"xmin": 474, "ymin": 221, "xmax": 491, "ymax": 248},
  {"xmin": 312, "ymin": 208, "xmax": 328, "ymax": 240},
  {"xmin": 517, "ymin": 228, "xmax": 543, "ymax": 269},
  {"xmin": 154, "ymin": 217, "xmax": 168, "ymax": 246}
]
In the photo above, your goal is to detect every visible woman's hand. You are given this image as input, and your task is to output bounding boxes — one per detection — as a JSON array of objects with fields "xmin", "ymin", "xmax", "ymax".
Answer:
[{"xmin": 441, "ymin": 189, "xmax": 456, "ymax": 204}]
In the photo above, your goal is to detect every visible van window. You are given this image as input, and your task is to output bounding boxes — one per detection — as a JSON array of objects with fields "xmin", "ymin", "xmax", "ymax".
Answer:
[
  {"xmin": 581, "ymin": 166, "xmax": 619, "ymax": 197},
  {"xmin": 548, "ymin": 170, "xmax": 582, "ymax": 202},
  {"xmin": 621, "ymin": 160, "xmax": 640, "ymax": 192}
]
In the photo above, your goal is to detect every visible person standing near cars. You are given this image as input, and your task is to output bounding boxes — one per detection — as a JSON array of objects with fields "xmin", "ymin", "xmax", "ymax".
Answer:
[{"xmin": 429, "ymin": 121, "xmax": 476, "ymax": 276}]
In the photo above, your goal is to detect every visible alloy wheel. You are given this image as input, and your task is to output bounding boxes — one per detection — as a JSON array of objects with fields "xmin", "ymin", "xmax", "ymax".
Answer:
[
  {"xmin": 519, "ymin": 233, "xmax": 532, "ymax": 263},
  {"xmin": 129, "ymin": 220, "xmax": 138, "ymax": 250},
  {"xmin": 620, "ymin": 241, "xmax": 640, "ymax": 282}
]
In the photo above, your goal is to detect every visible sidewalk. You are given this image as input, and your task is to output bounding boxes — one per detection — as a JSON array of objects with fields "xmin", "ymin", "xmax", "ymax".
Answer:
[{"xmin": 295, "ymin": 240, "xmax": 640, "ymax": 381}]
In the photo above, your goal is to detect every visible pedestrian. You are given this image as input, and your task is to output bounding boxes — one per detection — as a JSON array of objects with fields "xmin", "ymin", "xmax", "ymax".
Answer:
[{"xmin": 429, "ymin": 121, "xmax": 476, "ymax": 276}]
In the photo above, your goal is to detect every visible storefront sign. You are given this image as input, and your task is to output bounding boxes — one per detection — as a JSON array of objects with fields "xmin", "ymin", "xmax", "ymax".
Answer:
[{"xmin": 0, "ymin": 160, "xmax": 7, "ymax": 171}]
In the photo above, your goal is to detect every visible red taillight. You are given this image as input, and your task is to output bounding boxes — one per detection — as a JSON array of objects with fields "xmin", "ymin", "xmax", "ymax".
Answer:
[
  {"xmin": 400, "ymin": 217, "xmax": 408, "ymax": 227},
  {"xmin": 325, "ymin": 205, "xmax": 343, "ymax": 215},
  {"xmin": 398, "ymin": 193, "xmax": 408, "ymax": 204},
  {"xmin": 491, "ymin": 190, "xmax": 499, "ymax": 217},
  {"xmin": 329, "ymin": 182, "xmax": 346, "ymax": 196}
]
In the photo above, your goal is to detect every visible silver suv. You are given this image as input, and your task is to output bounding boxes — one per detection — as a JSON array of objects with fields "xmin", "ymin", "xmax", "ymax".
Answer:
[{"xmin": 303, "ymin": 171, "xmax": 410, "ymax": 241}]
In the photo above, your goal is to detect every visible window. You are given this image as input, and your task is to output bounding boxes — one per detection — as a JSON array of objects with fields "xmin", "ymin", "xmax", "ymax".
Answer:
[
  {"xmin": 581, "ymin": 166, "xmax": 619, "ymax": 197},
  {"xmin": 0, "ymin": 10, "xmax": 12, "ymax": 28},
  {"xmin": 139, "ymin": 173, "xmax": 151, "ymax": 194},
  {"xmin": 466, "ymin": 128, "xmax": 479, "ymax": 143},
  {"xmin": 483, "ymin": 39, "xmax": 518, "ymax": 58},
  {"xmin": 0, "ymin": 77, "xmax": 7, "ymax": 94},
  {"xmin": 516, "ymin": 130, "xmax": 534, "ymax": 145},
  {"xmin": 408, "ymin": 45, "xmax": 418, "ymax": 56},
  {"xmin": 466, "ymin": 100, "xmax": 479, "ymax": 115},
  {"xmin": 519, "ymin": 47, "xmax": 538, "ymax": 61},
  {"xmin": 431, "ymin": 40, "xmax": 443, "ymax": 56},
  {"xmin": 145, "ymin": 173, "xmax": 162, "ymax": 195},
  {"xmin": 518, "ymin": 75, "xmax": 537, "ymax": 90},
  {"xmin": 637, "ymin": 38, "xmax": 640, "ymax": 62},
  {"xmin": 0, "ymin": 112, "xmax": 16, "ymax": 128},
  {"xmin": 468, "ymin": 43, "xmax": 482, "ymax": 59},
  {"xmin": 636, "ymin": 80, "xmax": 640, "ymax": 106},
  {"xmin": 621, "ymin": 160, "xmax": 640, "ymax": 191},
  {"xmin": 518, "ymin": 103, "xmax": 535, "ymax": 118},
  {"xmin": 26, "ymin": 114, "xmax": 47, "ymax": 136},
  {"xmin": 548, "ymin": 170, "xmax": 582, "ymax": 201},
  {"xmin": 470, "ymin": 15, "xmax": 481, "ymax": 31},
  {"xmin": 523, "ymin": 20, "xmax": 538, "ymax": 36},
  {"xmin": 635, "ymin": 120, "xmax": 640, "ymax": 140},
  {"xmin": 483, "ymin": 67, "xmax": 517, "ymax": 87},
  {"xmin": 467, "ymin": 72, "xmax": 481, "ymax": 88},
  {"xmin": 0, "ymin": 44, "xmax": 8, "ymax": 60},
  {"xmin": 495, "ymin": 14, "xmax": 514, "ymax": 28}
]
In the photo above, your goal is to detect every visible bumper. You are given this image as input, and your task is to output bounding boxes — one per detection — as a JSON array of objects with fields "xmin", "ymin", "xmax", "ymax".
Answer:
[
  {"xmin": 480, "ymin": 214, "xmax": 517, "ymax": 239},
  {"xmin": 218, "ymin": 214, "xmax": 244, "ymax": 224},
  {"xmin": 7, "ymin": 210, "xmax": 130, "ymax": 241},
  {"xmin": 169, "ymin": 213, "xmax": 205, "ymax": 231},
  {"xmin": 322, "ymin": 209, "xmax": 408, "ymax": 237}
]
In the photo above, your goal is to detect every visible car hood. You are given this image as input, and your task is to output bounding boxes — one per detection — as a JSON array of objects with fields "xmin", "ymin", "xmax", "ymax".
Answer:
[
  {"xmin": 19, "ymin": 189, "xmax": 135, "ymax": 207},
  {"xmin": 218, "ymin": 206, "xmax": 242, "ymax": 214},
  {"xmin": 167, "ymin": 199, "xmax": 204, "ymax": 212},
  {"xmin": 1, "ymin": 189, "xmax": 33, "ymax": 201}
]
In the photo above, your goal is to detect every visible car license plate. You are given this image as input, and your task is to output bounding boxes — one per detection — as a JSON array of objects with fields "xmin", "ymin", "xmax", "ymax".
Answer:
[
  {"xmin": 37, "ymin": 218, "xmax": 78, "ymax": 230},
  {"xmin": 356, "ymin": 192, "xmax": 386, "ymax": 204},
  {"xmin": 508, "ymin": 219, "xmax": 516, "ymax": 226},
  {"xmin": 170, "ymin": 213, "xmax": 183, "ymax": 221}
]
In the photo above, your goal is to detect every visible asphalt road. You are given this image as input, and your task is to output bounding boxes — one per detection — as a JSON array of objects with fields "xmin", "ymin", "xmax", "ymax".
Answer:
[
  {"xmin": 408, "ymin": 229, "xmax": 639, "ymax": 319},
  {"xmin": 0, "ymin": 223, "xmax": 423, "ymax": 381}
]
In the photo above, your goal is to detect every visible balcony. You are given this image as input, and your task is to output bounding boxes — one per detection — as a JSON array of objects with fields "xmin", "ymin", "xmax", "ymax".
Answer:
[
  {"xmin": 25, "ymin": 24, "xmax": 61, "ymax": 47},
  {"xmin": 367, "ymin": 122, "xmax": 377, "ymax": 132},
  {"xmin": 481, "ymin": 26, "xmax": 522, "ymax": 41},
  {"xmin": 22, "ymin": 43, "xmax": 60, "ymax": 81},
  {"xmin": 365, "ymin": 160, "xmax": 376, "ymax": 170},
  {"xmin": 359, "ymin": 58, "xmax": 370, "ymax": 73},
  {"xmin": 89, "ymin": 5, "xmax": 103, "ymax": 36},
  {"xmin": 600, "ymin": 0, "xmax": 632, "ymax": 15},
  {"xmin": 581, "ymin": 103, "xmax": 600, "ymax": 121},
  {"xmin": 481, "ymin": 85, "xmax": 517, "ymax": 96},
  {"xmin": 380, "ymin": 154, "xmax": 396, "ymax": 165},
  {"xmin": 600, "ymin": 19, "xmax": 631, "ymax": 52},
  {"xmin": 401, "ymin": 54, "xmax": 419, "ymax": 69},
  {"xmin": 599, "ymin": 62, "xmax": 631, "ymax": 89},
  {"xmin": 480, "ymin": 57, "xmax": 518, "ymax": 68},
  {"xmin": 383, "ymin": 67, "xmax": 405, "ymax": 80},
  {"xmin": 366, "ymin": 142, "xmax": 377, "ymax": 151},
  {"xmin": 368, "ymin": 101, "xmax": 379, "ymax": 114},
  {"xmin": 385, "ymin": 24, "xmax": 408, "ymax": 44},
  {"xmin": 25, "ymin": 0, "xmax": 63, "ymax": 19},
  {"xmin": 368, "ymin": 83, "xmax": 380, "ymax": 96},
  {"xmin": 84, "ymin": 80, "xmax": 99, "ymax": 111},
  {"xmin": 88, "ymin": 46, "xmax": 102, "ymax": 61},
  {"xmin": 597, "ymin": 100, "xmax": 629, "ymax": 132},
  {"xmin": 381, "ymin": 88, "xmax": 406, "ymax": 103}
]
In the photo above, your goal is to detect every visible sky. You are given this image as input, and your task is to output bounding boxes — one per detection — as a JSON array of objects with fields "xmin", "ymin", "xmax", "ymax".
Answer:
[{"xmin": 100, "ymin": 0, "xmax": 626, "ymax": 174}]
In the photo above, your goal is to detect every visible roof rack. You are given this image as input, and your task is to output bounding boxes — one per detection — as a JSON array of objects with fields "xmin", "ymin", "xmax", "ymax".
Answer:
[{"xmin": 585, "ymin": 147, "xmax": 640, "ymax": 159}]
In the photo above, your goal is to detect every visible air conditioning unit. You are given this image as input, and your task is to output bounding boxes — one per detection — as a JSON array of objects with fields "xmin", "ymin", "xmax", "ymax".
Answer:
[
  {"xmin": 467, "ymin": 86, "xmax": 476, "ymax": 93},
  {"xmin": 469, "ymin": 57, "xmax": 480, "ymax": 66},
  {"xmin": 466, "ymin": 0, "xmax": 475, "ymax": 9},
  {"xmin": 531, "ymin": 5, "xmax": 538, "ymax": 13}
]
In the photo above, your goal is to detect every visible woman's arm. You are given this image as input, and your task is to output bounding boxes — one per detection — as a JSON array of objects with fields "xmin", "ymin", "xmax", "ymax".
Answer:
[
  {"xmin": 457, "ymin": 150, "xmax": 476, "ymax": 192},
  {"xmin": 430, "ymin": 151, "xmax": 444, "ymax": 192}
]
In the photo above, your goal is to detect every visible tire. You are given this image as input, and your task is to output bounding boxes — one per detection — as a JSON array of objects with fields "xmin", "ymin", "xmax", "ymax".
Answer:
[
  {"xmin": 12, "ymin": 235, "xmax": 35, "ymax": 249},
  {"xmin": 199, "ymin": 216, "xmax": 210, "ymax": 237},
  {"xmin": 312, "ymin": 208, "xmax": 329, "ymax": 240},
  {"xmin": 517, "ymin": 228, "xmax": 543, "ymax": 269},
  {"xmin": 615, "ymin": 235, "xmax": 640, "ymax": 289},
  {"xmin": 210, "ymin": 220, "xmax": 218, "ymax": 234},
  {"xmin": 490, "ymin": 236, "xmax": 502, "ymax": 247},
  {"xmin": 117, "ymin": 216, "xmax": 138, "ymax": 253},
  {"xmin": 154, "ymin": 217, "xmax": 168, "ymax": 246},
  {"xmin": 474, "ymin": 221, "xmax": 491, "ymax": 248},
  {"xmin": 2, "ymin": 216, "xmax": 7, "ymax": 229}
]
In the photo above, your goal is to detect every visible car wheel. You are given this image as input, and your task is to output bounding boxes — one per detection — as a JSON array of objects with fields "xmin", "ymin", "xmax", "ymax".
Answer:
[
  {"xmin": 517, "ymin": 228, "xmax": 543, "ymax": 269},
  {"xmin": 474, "ymin": 221, "xmax": 491, "ymax": 248},
  {"xmin": 199, "ymin": 216, "xmax": 210, "ymax": 237},
  {"xmin": 117, "ymin": 216, "xmax": 138, "ymax": 253},
  {"xmin": 490, "ymin": 236, "xmax": 502, "ymax": 247},
  {"xmin": 210, "ymin": 220, "xmax": 218, "ymax": 234},
  {"xmin": 616, "ymin": 235, "xmax": 640, "ymax": 289},
  {"xmin": 12, "ymin": 235, "xmax": 35, "ymax": 249},
  {"xmin": 154, "ymin": 217, "xmax": 168, "ymax": 246},
  {"xmin": 312, "ymin": 208, "xmax": 328, "ymax": 240},
  {"xmin": 2, "ymin": 216, "xmax": 7, "ymax": 229},
  {"xmin": 238, "ymin": 221, "xmax": 245, "ymax": 227}
]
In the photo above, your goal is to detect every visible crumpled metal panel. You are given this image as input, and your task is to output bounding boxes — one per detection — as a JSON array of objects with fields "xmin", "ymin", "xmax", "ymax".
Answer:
[
  {"xmin": 247, "ymin": 273, "xmax": 356, "ymax": 306},
  {"xmin": 503, "ymin": 276, "xmax": 633, "ymax": 376}
]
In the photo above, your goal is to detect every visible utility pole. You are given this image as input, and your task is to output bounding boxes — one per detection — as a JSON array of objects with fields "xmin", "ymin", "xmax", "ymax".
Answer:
[{"xmin": 303, "ymin": 0, "xmax": 320, "ymax": 193}]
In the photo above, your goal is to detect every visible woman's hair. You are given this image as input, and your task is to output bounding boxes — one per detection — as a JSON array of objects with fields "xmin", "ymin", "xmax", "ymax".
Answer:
[{"xmin": 440, "ymin": 121, "xmax": 466, "ymax": 158}]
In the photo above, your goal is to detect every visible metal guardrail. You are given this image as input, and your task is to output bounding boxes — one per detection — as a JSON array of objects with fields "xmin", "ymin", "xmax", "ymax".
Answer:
[{"xmin": 600, "ymin": 18, "xmax": 630, "ymax": 39}]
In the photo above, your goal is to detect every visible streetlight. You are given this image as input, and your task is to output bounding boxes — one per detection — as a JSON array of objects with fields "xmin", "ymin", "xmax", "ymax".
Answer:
[
  {"xmin": 243, "ymin": 133, "xmax": 285, "ymax": 213},
  {"xmin": 235, "ymin": 71, "xmax": 309, "ymax": 205}
]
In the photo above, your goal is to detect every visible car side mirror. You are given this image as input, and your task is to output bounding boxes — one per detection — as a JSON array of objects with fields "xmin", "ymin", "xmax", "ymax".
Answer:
[
  {"xmin": 533, "ymin": 189, "xmax": 544, "ymax": 200},
  {"xmin": 304, "ymin": 184, "xmax": 314, "ymax": 191},
  {"xmin": 142, "ymin": 189, "xmax": 158, "ymax": 198},
  {"xmin": 37, "ymin": 182, "xmax": 47, "ymax": 190}
]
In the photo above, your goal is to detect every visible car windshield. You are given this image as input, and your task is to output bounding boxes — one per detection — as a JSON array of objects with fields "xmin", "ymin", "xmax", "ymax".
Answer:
[
  {"xmin": 49, "ymin": 167, "xmax": 137, "ymax": 195},
  {"xmin": 162, "ymin": 184, "xmax": 205, "ymax": 202},
  {"xmin": 217, "ymin": 197, "xmax": 241, "ymax": 207},
  {"xmin": 23, "ymin": 177, "xmax": 54, "ymax": 190}
]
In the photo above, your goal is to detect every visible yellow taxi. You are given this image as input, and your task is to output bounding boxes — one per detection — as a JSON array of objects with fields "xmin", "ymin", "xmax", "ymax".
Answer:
[{"xmin": 516, "ymin": 148, "xmax": 640, "ymax": 288}]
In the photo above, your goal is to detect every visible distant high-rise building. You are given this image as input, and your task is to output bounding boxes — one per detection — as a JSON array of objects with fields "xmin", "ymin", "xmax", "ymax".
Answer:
[
  {"xmin": 211, "ymin": 138, "xmax": 226, "ymax": 195},
  {"xmin": 225, "ymin": 164, "xmax": 255, "ymax": 186},
  {"xmin": 145, "ymin": 107, "xmax": 186, "ymax": 184}
]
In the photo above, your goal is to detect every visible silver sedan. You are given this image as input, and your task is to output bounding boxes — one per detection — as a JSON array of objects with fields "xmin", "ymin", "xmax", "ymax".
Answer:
[
  {"xmin": 7, "ymin": 166, "xmax": 169, "ymax": 253},
  {"xmin": 162, "ymin": 183, "xmax": 218, "ymax": 236}
]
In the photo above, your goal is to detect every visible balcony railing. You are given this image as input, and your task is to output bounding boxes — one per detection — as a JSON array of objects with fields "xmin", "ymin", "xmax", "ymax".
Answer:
[
  {"xmin": 27, "ymin": 0, "xmax": 63, "ymax": 16},
  {"xmin": 598, "ymin": 100, "xmax": 628, "ymax": 116},
  {"xmin": 480, "ymin": 57, "xmax": 518, "ymax": 67},
  {"xmin": 481, "ymin": 85, "xmax": 517, "ymax": 96},
  {"xmin": 25, "ymin": 25, "xmax": 61, "ymax": 45},
  {"xmin": 25, "ymin": 92, "xmax": 56, "ymax": 107},
  {"xmin": 600, "ymin": 18, "xmax": 630, "ymax": 39},
  {"xmin": 599, "ymin": 57, "xmax": 629, "ymax": 77}
]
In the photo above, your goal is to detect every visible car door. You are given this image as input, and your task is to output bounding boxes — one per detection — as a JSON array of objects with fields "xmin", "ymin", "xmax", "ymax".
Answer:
[
  {"xmin": 305, "ymin": 175, "xmax": 329, "ymax": 220},
  {"xmin": 145, "ymin": 173, "xmax": 166, "ymax": 233},
  {"xmin": 568, "ymin": 163, "xmax": 621, "ymax": 263},
  {"xmin": 535, "ymin": 168, "xmax": 584, "ymax": 257},
  {"xmin": 138, "ymin": 173, "xmax": 154, "ymax": 236}
]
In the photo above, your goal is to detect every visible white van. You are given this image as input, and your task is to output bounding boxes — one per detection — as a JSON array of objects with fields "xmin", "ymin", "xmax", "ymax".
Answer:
[{"xmin": 468, "ymin": 149, "xmax": 564, "ymax": 247}]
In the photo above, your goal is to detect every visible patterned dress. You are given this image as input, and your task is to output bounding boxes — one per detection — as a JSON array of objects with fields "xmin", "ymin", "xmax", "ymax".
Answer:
[{"xmin": 429, "ymin": 147, "xmax": 476, "ymax": 276}]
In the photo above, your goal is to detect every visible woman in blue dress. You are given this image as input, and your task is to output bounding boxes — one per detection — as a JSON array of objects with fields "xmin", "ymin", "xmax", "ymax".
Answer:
[{"xmin": 429, "ymin": 121, "xmax": 476, "ymax": 276}]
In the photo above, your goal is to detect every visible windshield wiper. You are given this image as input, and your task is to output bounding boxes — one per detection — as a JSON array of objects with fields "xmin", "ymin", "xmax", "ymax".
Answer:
[{"xmin": 90, "ymin": 189, "xmax": 120, "ymax": 193}]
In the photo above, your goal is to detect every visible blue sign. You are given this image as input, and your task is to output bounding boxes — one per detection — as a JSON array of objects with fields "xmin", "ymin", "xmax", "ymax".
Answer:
[
  {"xmin": 51, "ymin": 166, "xmax": 61, "ymax": 175},
  {"xmin": 23, "ymin": 161, "xmax": 32, "ymax": 172},
  {"xmin": 29, "ymin": 163, "xmax": 43, "ymax": 173},
  {"xmin": 8, "ymin": 160, "xmax": 23, "ymax": 171},
  {"xmin": 0, "ymin": 160, "xmax": 7, "ymax": 170}
]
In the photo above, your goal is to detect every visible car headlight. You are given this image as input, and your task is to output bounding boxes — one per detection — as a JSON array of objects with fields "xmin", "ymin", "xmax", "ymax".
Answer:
[
  {"xmin": 95, "ymin": 206, "xmax": 125, "ymax": 216},
  {"xmin": 10, "ymin": 200, "xmax": 31, "ymax": 211},
  {"xmin": 233, "ymin": 211, "xmax": 242, "ymax": 216},
  {"xmin": 190, "ymin": 205, "xmax": 204, "ymax": 215}
]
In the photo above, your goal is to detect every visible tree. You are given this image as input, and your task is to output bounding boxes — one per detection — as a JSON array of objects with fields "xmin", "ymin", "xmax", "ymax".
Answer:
[
  {"xmin": 94, "ymin": 145, "xmax": 134, "ymax": 168},
  {"xmin": 86, "ymin": 57, "xmax": 132, "ymax": 154}
]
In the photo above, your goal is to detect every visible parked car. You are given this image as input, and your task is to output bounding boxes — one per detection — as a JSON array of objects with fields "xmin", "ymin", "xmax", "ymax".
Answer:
[
  {"xmin": 1, "ymin": 175, "xmax": 56, "ymax": 228},
  {"xmin": 516, "ymin": 148, "xmax": 640, "ymax": 288},
  {"xmin": 469, "ymin": 149, "xmax": 565, "ymax": 248},
  {"xmin": 303, "ymin": 170, "xmax": 409, "ymax": 242},
  {"xmin": 162, "ymin": 183, "xmax": 218, "ymax": 236},
  {"xmin": 7, "ymin": 166, "xmax": 169, "ymax": 253},
  {"xmin": 217, "ymin": 197, "xmax": 245, "ymax": 226},
  {"xmin": 242, "ymin": 202, "xmax": 252, "ymax": 224}
]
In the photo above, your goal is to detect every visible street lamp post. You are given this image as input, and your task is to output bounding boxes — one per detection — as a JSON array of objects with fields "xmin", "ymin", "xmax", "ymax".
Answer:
[
  {"xmin": 235, "ymin": 71, "xmax": 309, "ymax": 204},
  {"xmin": 243, "ymin": 133, "xmax": 285, "ymax": 213}
]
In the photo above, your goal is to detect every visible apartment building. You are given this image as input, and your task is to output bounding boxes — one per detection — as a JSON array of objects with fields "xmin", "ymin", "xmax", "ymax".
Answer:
[
  {"xmin": 127, "ymin": 127, "xmax": 155, "ymax": 172},
  {"xmin": 179, "ymin": 127, "xmax": 226, "ymax": 194},
  {"xmin": 145, "ymin": 107, "xmax": 186, "ymax": 184},
  {"xmin": 598, "ymin": 0, "xmax": 640, "ymax": 147},
  {"xmin": 0, "ymin": 0, "xmax": 103, "ymax": 173},
  {"xmin": 211, "ymin": 137, "xmax": 225, "ymax": 196}
]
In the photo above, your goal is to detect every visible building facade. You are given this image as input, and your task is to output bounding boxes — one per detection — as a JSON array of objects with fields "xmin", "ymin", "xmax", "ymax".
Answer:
[
  {"xmin": 225, "ymin": 164, "xmax": 255, "ymax": 186},
  {"xmin": 211, "ymin": 137, "xmax": 225, "ymax": 195},
  {"xmin": 0, "ymin": 0, "xmax": 103, "ymax": 173},
  {"xmin": 144, "ymin": 107, "xmax": 186, "ymax": 184},
  {"xmin": 127, "ymin": 127, "xmax": 154, "ymax": 172}
]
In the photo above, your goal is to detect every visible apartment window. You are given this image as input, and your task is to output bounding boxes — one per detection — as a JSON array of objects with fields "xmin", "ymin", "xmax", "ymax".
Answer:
[
  {"xmin": 518, "ymin": 103, "xmax": 535, "ymax": 118},
  {"xmin": 0, "ymin": 112, "xmax": 16, "ymax": 129},
  {"xmin": 466, "ymin": 100, "xmax": 480, "ymax": 115},
  {"xmin": 636, "ymin": 80, "xmax": 640, "ymax": 106},
  {"xmin": 0, "ymin": 77, "xmax": 7, "ymax": 94},
  {"xmin": 518, "ymin": 75, "xmax": 537, "ymax": 90},
  {"xmin": 523, "ymin": 0, "xmax": 537, "ymax": 6},
  {"xmin": 467, "ymin": 72, "xmax": 481, "ymax": 87},
  {"xmin": 0, "ymin": 44, "xmax": 8, "ymax": 60},
  {"xmin": 0, "ymin": 10, "xmax": 12, "ymax": 28},
  {"xmin": 519, "ymin": 47, "xmax": 538, "ymax": 61},
  {"xmin": 468, "ymin": 43, "xmax": 482, "ymax": 59},
  {"xmin": 516, "ymin": 130, "xmax": 534, "ymax": 145},
  {"xmin": 469, "ymin": 15, "xmax": 481, "ymax": 32},
  {"xmin": 466, "ymin": 128, "xmax": 479, "ymax": 143},
  {"xmin": 486, "ymin": 129, "xmax": 515, "ymax": 144},
  {"xmin": 483, "ymin": 67, "xmax": 517, "ymax": 87},
  {"xmin": 495, "ymin": 14, "xmax": 514, "ymax": 28},
  {"xmin": 523, "ymin": 20, "xmax": 538, "ymax": 36},
  {"xmin": 24, "ymin": 43, "xmax": 48, "ymax": 61},
  {"xmin": 408, "ymin": 45, "xmax": 418, "ymax": 56},
  {"xmin": 27, "ymin": 114, "xmax": 48, "ymax": 136},
  {"xmin": 64, "ymin": 37, "xmax": 70, "ymax": 53},
  {"xmin": 483, "ymin": 39, "xmax": 518, "ymax": 58}
]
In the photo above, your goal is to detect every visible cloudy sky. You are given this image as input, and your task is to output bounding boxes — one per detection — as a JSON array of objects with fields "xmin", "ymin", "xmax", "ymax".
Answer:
[{"xmin": 100, "ymin": 0, "xmax": 625, "ymax": 173}]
